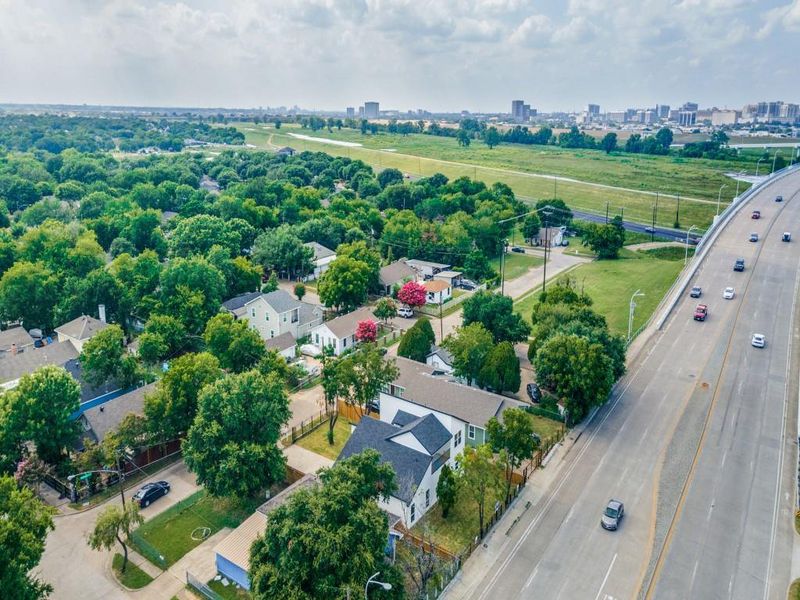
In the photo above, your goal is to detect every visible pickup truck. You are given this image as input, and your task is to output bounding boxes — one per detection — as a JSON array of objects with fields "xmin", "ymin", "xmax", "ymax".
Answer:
[{"xmin": 694, "ymin": 304, "xmax": 708, "ymax": 321}]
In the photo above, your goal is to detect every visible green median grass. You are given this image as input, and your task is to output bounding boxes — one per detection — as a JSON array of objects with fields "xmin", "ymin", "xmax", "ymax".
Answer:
[
  {"xmin": 112, "ymin": 553, "xmax": 153, "ymax": 589},
  {"xmin": 789, "ymin": 579, "xmax": 800, "ymax": 600},
  {"xmin": 295, "ymin": 418, "xmax": 353, "ymax": 460}
]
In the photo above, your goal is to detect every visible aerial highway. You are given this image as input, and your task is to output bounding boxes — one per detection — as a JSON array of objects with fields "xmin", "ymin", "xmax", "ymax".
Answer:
[{"xmin": 446, "ymin": 168, "xmax": 800, "ymax": 600}]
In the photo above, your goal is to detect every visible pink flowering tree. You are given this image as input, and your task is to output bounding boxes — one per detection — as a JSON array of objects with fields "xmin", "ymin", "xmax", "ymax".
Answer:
[
  {"xmin": 398, "ymin": 281, "xmax": 427, "ymax": 308},
  {"xmin": 355, "ymin": 319, "xmax": 378, "ymax": 343}
]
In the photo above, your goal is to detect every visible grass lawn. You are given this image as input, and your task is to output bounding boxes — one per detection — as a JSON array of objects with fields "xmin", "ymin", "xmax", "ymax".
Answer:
[
  {"xmin": 638, "ymin": 246, "xmax": 695, "ymax": 261},
  {"xmin": 208, "ymin": 578, "xmax": 252, "ymax": 599},
  {"xmin": 790, "ymin": 579, "xmax": 800, "ymax": 600},
  {"xmin": 525, "ymin": 414, "xmax": 565, "ymax": 442},
  {"xmin": 490, "ymin": 252, "xmax": 544, "ymax": 281},
  {"xmin": 237, "ymin": 124, "xmax": 751, "ymax": 229},
  {"xmin": 112, "ymin": 553, "xmax": 153, "ymax": 589},
  {"xmin": 413, "ymin": 484, "xmax": 506, "ymax": 555},
  {"xmin": 295, "ymin": 417, "xmax": 353, "ymax": 460},
  {"xmin": 131, "ymin": 490, "xmax": 263, "ymax": 567}
]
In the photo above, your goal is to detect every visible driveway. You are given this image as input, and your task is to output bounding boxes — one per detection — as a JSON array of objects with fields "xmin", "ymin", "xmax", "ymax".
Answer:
[{"xmin": 38, "ymin": 460, "xmax": 200, "ymax": 600}]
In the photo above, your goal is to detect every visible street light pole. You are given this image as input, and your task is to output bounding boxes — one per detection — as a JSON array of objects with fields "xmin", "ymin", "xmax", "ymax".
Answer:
[
  {"xmin": 756, "ymin": 156, "xmax": 765, "ymax": 177},
  {"xmin": 684, "ymin": 225, "xmax": 699, "ymax": 265},
  {"xmin": 675, "ymin": 194, "xmax": 681, "ymax": 229},
  {"xmin": 735, "ymin": 171, "xmax": 744, "ymax": 197},
  {"xmin": 772, "ymin": 150, "xmax": 782, "ymax": 174},
  {"xmin": 541, "ymin": 210, "xmax": 552, "ymax": 293},
  {"xmin": 715, "ymin": 184, "xmax": 727, "ymax": 217},
  {"xmin": 628, "ymin": 289, "xmax": 645, "ymax": 343},
  {"xmin": 365, "ymin": 572, "xmax": 392, "ymax": 599},
  {"xmin": 500, "ymin": 239, "xmax": 507, "ymax": 296}
]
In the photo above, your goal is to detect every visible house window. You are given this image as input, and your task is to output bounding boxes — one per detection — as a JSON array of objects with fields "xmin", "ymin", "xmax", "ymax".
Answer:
[
  {"xmin": 251, "ymin": 308, "xmax": 256, "ymax": 317},
  {"xmin": 468, "ymin": 425, "xmax": 475, "ymax": 440},
  {"xmin": 283, "ymin": 313, "xmax": 287, "ymax": 323},
  {"xmin": 454, "ymin": 430, "xmax": 462, "ymax": 447},
  {"xmin": 410, "ymin": 503, "xmax": 416, "ymax": 523},
  {"xmin": 315, "ymin": 333, "xmax": 319, "ymax": 344},
  {"xmin": 291, "ymin": 309, "xmax": 299, "ymax": 324},
  {"xmin": 342, "ymin": 337, "xmax": 347, "ymax": 348},
  {"xmin": 425, "ymin": 489, "xmax": 430, "ymax": 508},
  {"xmin": 270, "ymin": 330, "xmax": 275, "ymax": 338},
  {"xmin": 265, "ymin": 312, "xmax": 270, "ymax": 321}
]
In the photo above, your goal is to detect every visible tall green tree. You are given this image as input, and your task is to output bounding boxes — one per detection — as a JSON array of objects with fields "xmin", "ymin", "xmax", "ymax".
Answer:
[
  {"xmin": 487, "ymin": 408, "xmax": 538, "ymax": 501},
  {"xmin": 144, "ymin": 352, "xmax": 222, "ymax": 440},
  {"xmin": 462, "ymin": 291, "xmax": 531, "ymax": 344},
  {"xmin": 249, "ymin": 450, "xmax": 404, "ymax": 600},
  {"xmin": 484, "ymin": 127, "xmax": 501, "ymax": 149},
  {"xmin": 463, "ymin": 249, "xmax": 496, "ymax": 282},
  {"xmin": 373, "ymin": 297, "xmax": 397, "ymax": 322},
  {"xmin": 79, "ymin": 324, "xmax": 133, "ymax": 388},
  {"xmin": 457, "ymin": 445, "xmax": 502, "ymax": 537},
  {"xmin": 339, "ymin": 344, "xmax": 399, "ymax": 414},
  {"xmin": 158, "ymin": 256, "xmax": 226, "ymax": 332},
  {"xmin": 14, "ymin": 366, "xmax": 81, "ymax": 465},
  {"xmin": 135, "ymin": 314, "xmax": 187, "ymax": 364},
  {"xmin": 0, "ymin": 261, "xmax": 59, "ymax": 330},
  {"xmin": 183, "ymin": 370, "xmax": 289, "ymax": 497},
  {"xmin": 442, "ymin": 323, "xmax": 493, "ymax": 385},
  {"xmin": 87, "ymin": 503, "xmax": 144, "ymax": 574},
  {"xmin": 477, "ymin": 341, "xmax": 521, "ymax": 393},
  {"xmin": 317, "ymin": 256, "xmax": 370, "ymax": 313},
  {"xmin": 600, "ymin": 132, "xmax": 618, "ymax": 154},
  {"xmin": 0, "ymin": 475, "xmax": 56, "ymax": 600},
  {"xmin": 398, "ymin": 318, "xmax": 436, "ymax": 363},
  {"xmin": 251, "ymin": 225, "xmax": 314, "ymax": 279},
  {"xmin": 203, "ymin": 312, "xmax": 266, "ymax": 372},
  {"xmin": 436, "ymin": 463, "xmax": 457, "ymax": 519},
  {"xmin": 521, "ymin": 213, "xmax": 542, "ymax": 243},
  {"xmin": 581, "ymin": 218, "xmax": 625, "ymax": 259},
  {"xmin": 336, "ymin": 240, "xmax": 382, "ymax": 294}
]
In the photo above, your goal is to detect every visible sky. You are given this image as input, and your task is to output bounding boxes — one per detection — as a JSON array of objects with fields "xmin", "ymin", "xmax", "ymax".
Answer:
[{"xmin": 0, "ymin": 0, "xmax": 798, "ymax": 113}]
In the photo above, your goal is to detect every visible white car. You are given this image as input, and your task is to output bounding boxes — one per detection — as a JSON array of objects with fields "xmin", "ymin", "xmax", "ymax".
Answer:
[
  {"xmin": 397, "ymin": 306, "xmax": 414, "ymax": 318},
  {"xmin": 723, "ymin": 287, "xmax": 735, "ymax": 299},
  {"xmin": 751, "ymin": 333, "xmax": 766, "ymax": 348}
]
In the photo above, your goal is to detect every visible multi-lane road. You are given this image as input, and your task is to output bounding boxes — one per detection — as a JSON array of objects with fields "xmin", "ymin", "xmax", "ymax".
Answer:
[{"xmin": 448, "ymin": 169, "xmax": 800, "ymax": 600}]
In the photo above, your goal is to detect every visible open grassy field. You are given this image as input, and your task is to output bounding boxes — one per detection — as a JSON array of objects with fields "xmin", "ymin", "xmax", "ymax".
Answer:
[
  {"xmin": 514, "ymin": 250, "xmax": 685, "ymax": 336},
  {"xmin": 490, "ymin": 252, "xmax": 544, "ymax": 281},
  {"xmin": 237, "ymin": 124, "xmax": 752, "ymax": 229}
]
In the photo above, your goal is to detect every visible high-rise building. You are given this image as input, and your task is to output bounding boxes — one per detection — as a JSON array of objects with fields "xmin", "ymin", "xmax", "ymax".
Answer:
[
  {"xmin": 358, "ymin": 106, "xmax": 365, "ymax": 118},
  {"xmin": 644, "ymin": 110, "xmax": 656, "ymax": 125},
  {"xmin": 607, "ymin": 110, "xmax": 626, "ymax": 123},
  {"xmin": 780, "ymin": 103, "xmax": 799, "ymax": 121},
  {"xmin": 680, "ymin": 102, "xmax": 699, "ymax": 112},
  {"xmin": 711, "ymin": 110, "xmax": 738, "ymax": 126},
  {"xmin": 678, "ymin": 111, "xmax": 697, "ymax": 126},
  {"xmin": 656, "ymin": 104, "xmax": 670, "ymax": 119},
  {"xmin": 587, "ymin": 104, "xmax": 600, "ymax": 116},
  {"xmin": 511, "ymin": 100, "xmax": 525, "ymax": 122},
  {"xmin": 346, "ymin": 107, "xmax": 355, "ymax": 118},
  {"xmin": 364, "ymin": 102, "xmax": 380, "ymax": 119}
]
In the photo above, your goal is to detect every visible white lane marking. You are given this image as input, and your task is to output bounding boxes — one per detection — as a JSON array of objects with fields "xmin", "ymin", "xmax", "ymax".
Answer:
[
  {"xmin": 763, "ymin": 235, "xmax": 800, "ymax": 600},
  {"xmin": 706, "ymin": 497, "xmax": 715, "ymax": 522},
  {"xmin": 523, "ymin": 564, "xmax": 539, "ymax": 589},
  {"xmin": 594, "ymin": 553, "xmax": 618, "ymax": 600}
]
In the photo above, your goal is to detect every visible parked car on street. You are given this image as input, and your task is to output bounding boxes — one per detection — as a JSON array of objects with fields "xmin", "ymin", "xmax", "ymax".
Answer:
[
  {"xmin": 693, "ymin": 304, "xmax": 708, "ymax": 321},
  {"xmin": 133, "ymin": 481, "xmax": 170, "ymax": 508},
  {"xmin": 601, "ymin": 499, "xmax": 625, "ymax": 531},
  {"xmin": 397, "ymin": 306, "xmax": 414, "ymax": 318},
  {"xmin": 751, "ymin": 210, "xmax": 761, "ymax": 219},
  {"xmin": 511, "ymin": 246, "xmax": 525, "ymax": 253},
  {"xmin": 723, "ymin": 287, "xmax": 735, "ymax": 299},
  {"xmin": 751, "ymin": 333, "xmax": 766, "ymax": 348},
  {"xmin": 526, "ymin": 383, "xmax": 542, "ymax": 403},
  {"xmin": 690, "ymin": 286, "xmax": 702, "ymax": 298}
]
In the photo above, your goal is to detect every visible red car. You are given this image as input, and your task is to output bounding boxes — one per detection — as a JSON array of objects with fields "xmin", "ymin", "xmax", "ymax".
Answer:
[
  {"xmin": 694, "ymin": 304, "xmax": 708, "ymax": 321},
  {"xmin": 752, "ymin": 210, "xmax": 761, "ymax": 219}
]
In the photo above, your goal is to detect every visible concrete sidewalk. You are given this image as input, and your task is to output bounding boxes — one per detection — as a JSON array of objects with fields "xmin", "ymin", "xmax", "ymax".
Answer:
[{"xmin": 283, "ymin": 444, "xmax": 334, "ymax": 474}]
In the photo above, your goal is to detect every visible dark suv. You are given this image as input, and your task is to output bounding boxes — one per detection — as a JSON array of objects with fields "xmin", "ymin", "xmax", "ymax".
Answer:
[
  {"xmin": 734, "ymin": 258, "xmax": 745, "ymax": 272},
  {"xmin": 526, "ymin": 383, "xmax": 542, "ymax": 403},
  {"xmin": 132, "ymin": 481, "xmax": 170, "ymax": 508}
]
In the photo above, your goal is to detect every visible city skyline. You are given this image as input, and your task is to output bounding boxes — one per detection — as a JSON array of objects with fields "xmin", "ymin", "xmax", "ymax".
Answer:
[{"xmin": 1, "ymin": 0, "xmax": 798, "ymax": 112}]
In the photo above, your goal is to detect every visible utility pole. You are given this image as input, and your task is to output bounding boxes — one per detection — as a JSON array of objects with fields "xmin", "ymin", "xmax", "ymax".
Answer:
[
  {"xmin": 675, "ymin": 194, "xmax": 681, "ymax": 228},
  {"xmin": 651, "ymin": 205, "xmax": 656, "ymax": 242},
  {"xmin": 500, "ymin": 239, "xmax": 506, "ymax": 295},
  {"xmin": 553, "ymin": 176, "xmax": 557, "ymax": 199},
  {"xmin": 605, "ymin": 201, "xmax": 609, "ymax": 223}
]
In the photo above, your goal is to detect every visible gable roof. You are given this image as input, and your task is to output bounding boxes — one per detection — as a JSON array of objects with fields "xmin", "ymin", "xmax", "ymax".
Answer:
[
  {"xmin": 338, "ymin": 417, "xmax": 431, "ymax": 502},
  {"xmin": 426, "ymin": 345, "xmax": 454, "ymax": 367},
  {"xmin": 317, "ymin": 307, "xmax": 375, "ymax": 339},
  {"xmin": 423, "ymin": 280, "xmax": 450, "ymax": 293},
  {"xmin": 391, "ymin": 409, "xmax": 419, "ymax": 427},
  {"xmin": 435, "ymin": 270, "xmax": 462, "ymax": 278},
  {"xmin": 389, "ymin": 357, "xmax": 524, "ymax": 427},
  {"xmin": 261, "ymin": 289, "xmax": 303, "ymax": 314},
  {"xmin": 265, "ymin": 331, "xmax": 296, "ymax": 352},
  {"xmin": 221, "ymin": 291, "xmax": 262, "ymax": 314},
  {"xmin": 55, "ymin": 315, "xmax": 109, "ymax": 342},
  {"xmin": 0, "ymin": 341, "xmax": 79, "ymax": 385},
  {"xmin": 0, "ymin": 327, "xmax": 35, "ymax": 353},
  {"xmin": 63, "ymin": 358, "xmax": 122, "ymax": 403},
  {"xmin": 81, "ymin": 383, "xmax": 153, "ymax": 442},
  {"xmin": 379, "ymin": 259, "xmax": 417, "ymax": 287},
  {"xmin": 388, "ymin": 413, "xmax": 451, "ymax": 455},
  {"xmin": 304, "ymin": 241, "xmax": 336, "ymax": 261}
]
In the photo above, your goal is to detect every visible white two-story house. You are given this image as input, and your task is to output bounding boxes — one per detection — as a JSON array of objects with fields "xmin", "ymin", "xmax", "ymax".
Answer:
[
  {"xmin": 303, "ymin": 241, "xmax": 336, "ymax": 281},
  {"xmin": 221, "ymin": 290, "xmax": 323, "ymax": 343}
]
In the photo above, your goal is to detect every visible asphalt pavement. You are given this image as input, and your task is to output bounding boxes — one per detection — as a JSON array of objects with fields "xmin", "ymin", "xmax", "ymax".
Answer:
[
  {"xmin": 570, "ymin": 208, "xmax": 697, "ymax": 243},
  {"xmin": 444, "ymin": 170, "xmax": 800, "ymax": 600}
]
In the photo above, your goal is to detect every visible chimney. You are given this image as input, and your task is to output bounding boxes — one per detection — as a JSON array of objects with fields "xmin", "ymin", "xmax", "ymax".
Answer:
[{"xmin": 98, "ymin": 304, "xmax": 107, "ymax": 323}]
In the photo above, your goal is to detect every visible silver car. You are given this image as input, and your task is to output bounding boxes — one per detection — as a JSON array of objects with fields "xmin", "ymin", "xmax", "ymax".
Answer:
[
  {"xmin": 601, "ymin": 499, "xmax": 625, "ymax": 531},
  {"xmin": 751, "ymin": 333, "xmax": 766, "ymax": 348}
]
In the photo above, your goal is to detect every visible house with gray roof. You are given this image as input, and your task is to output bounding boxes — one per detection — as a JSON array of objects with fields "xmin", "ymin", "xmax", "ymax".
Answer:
[
  {"xmin": 55, "ymin": 315, "xmax": 109, "ymax": 353},
  {"xmin": 426, "ymin": 345, "xmax": 455, "ymax": 375},
  {"xmin": 379, "ymin": 259, "xmax": 417, "ymax": 295},
  {"xmin": 406, "ymin": 259, "xmax": 451, "ymax": 279},
  {"xmin": 264, "ymin": 331, "xmax": 297, "ymax": 360},
  {"xmin": 303, "ymin": 241, "xmax": 336, "ymax": 281},
  {"xmin": 221, "ymin": 290, "xmax": 323, "ymax": 344},
  {"xmin": 0, "ymin": 340, "xmax": 79, "ymax": 391},
  {"xmin": 378, "ymin": 357, "xmax": 526, "ymax": 448},
  {"xmin": 339, "ymin": 410, "xmax": 454, "ymax": 527},
  {"xmin": 0, "ymin": 327, "xmax": 35, "ymax": 354},
  {"xmin": 309, "ymin": 307, "xmax": 376, "ymax": 356},
  {"xmin": 79, "ymin": 383, "xmax": 153, "ymax": 444}
]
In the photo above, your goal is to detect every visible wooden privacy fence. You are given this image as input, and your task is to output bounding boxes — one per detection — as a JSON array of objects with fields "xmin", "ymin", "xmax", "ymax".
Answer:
[
  {"xmin": 510, "ymin": 428, "xmax": 566, "ymax": 485},
  {"xmin": 395, "ymin": 525, "xmax": 458, "ymax": 562},
  {"xmin": 337, "ymin": 399, "xmax": 379, "ymax": 423}
]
